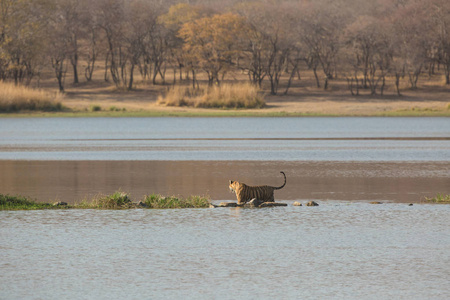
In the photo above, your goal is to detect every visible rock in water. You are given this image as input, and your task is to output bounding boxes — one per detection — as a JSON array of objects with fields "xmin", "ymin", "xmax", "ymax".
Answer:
[
  {"xmin": 293, "ymin": 201, "xmax": 303, "ymax": 206},
  {"xmin": 259, "ymin": 202, "xmax": 288, "ymax": 207},
  {"xmin": 53, "ymin": 201, "xmax": 68, "ymax": 206},
  {"xmin": 245, "ymin": 198, "xmax": 262, "ymax": 207},
  {"xmin": 218, "ymin": 202, "xmax": 238, "ymax": 207},
  {"xmin": 306, "ymin": 201, "xmax": 319, "ymax": 206}
]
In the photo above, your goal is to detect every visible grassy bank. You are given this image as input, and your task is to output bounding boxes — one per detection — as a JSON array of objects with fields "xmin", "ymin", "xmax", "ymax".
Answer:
[
  {"xmin": 0, "ymin": 192, "xmax": 211, "ymax": 210},
  {"xmin": 0, "ymin": 82, "xmax": 64, "ymax": 113},
  {"xmin": 144, "ymin": 194, "xmax": 211, "ymax": 208},
  {"xmin": 1, "ymin": 106, "xmax": 449, "ymax": 118}
]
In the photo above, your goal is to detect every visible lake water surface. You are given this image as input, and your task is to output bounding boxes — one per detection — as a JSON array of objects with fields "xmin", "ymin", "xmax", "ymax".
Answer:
[
  {"xmin": 0, "ymin": 117, "xmax": 448, "ymax": 202},
  {"xmin": 0, "ymin": 117, "xmax": 449, "ymax": 161},
  {"xmin": 1, "ymin": 117, "xmax": 449, "ymax": 299},
  {"xmin": 1, "ymin": 204, "xmax": 449, "ymax": 299}
]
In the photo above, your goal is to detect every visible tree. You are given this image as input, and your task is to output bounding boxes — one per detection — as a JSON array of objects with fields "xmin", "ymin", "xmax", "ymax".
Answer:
[
  {"xmin": 179, "ymin": 13, "xmax": 247, "ymax": 86},
  {"xmin": 159, "ymin": 3, "xmax": 205, "ymax": 83},
  {"xmin": 0, "ymin": 0, "xmax": 49, "ymax": 85},
  {"xmin": 234, "ymin": 1, "xmax": 296, "ymax": 94},
  {"xmin": 391, "ymin": 0, "xmax": 434, "ymax": 89},
  {"xmin": 431, "ymin": 0, "xmax": 450, "ymax": 84},
  {"xmin": 345, "ymin": 16, "xmax": 393, "ymax": 95},
  {"xmin": 299, "ymin": 1, "xmax": 346, "ymax": 89}
]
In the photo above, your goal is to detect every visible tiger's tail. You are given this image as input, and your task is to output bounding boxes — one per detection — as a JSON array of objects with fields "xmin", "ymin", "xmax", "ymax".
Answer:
[{"xmin": 274, "ymin": 171, "xmax": 286, "ymax": 190}]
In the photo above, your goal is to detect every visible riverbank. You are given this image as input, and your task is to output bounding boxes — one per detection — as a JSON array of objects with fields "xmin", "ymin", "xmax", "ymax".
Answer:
[
  {"xmin": 2, "ymin": 96, "xmax": 449, "ymax": 117},
  {"xmin": 1, "ymin": 72, "xmax": 450, "ymax": 117}
]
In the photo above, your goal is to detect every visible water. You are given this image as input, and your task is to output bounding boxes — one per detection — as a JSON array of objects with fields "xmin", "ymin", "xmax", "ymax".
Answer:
[
  {"xmin": 0, "ymin": 117, "xmax": 449, "ymax": 202},
  {"xmin": 1, "ymin": 204, "xmax": 449, "ymax": 299},
  {"xmin": 1, "ymin": 117, "xmax": 449, "ymax": 161},
  {"xmin": 1, "ymin": 117, "xmax": 449, "ymax": 299}
]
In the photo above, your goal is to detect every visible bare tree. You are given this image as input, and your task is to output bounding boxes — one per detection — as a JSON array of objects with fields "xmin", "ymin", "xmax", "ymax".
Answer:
[{"xmin": 299, "ymin": 1, "xmax": 347, "ymax": 89}]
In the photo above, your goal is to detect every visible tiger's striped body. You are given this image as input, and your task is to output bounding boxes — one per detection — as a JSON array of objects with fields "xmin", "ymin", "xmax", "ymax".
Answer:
[{"xmin": 229, "ymin": 172, "xmax": 286, "ymax": 205}]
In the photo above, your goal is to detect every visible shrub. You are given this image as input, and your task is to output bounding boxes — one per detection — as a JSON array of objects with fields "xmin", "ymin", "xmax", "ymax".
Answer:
[
  {"xmin": 157, "ymin": 83, "xmax": 265, "ymax": 109},
  {"xmin": 90, "ymin": 105, "xmax": 102, "ymax": 112},
  {"xmin": 0, "ymin": 82, "xmax": 64, "ymax": 112}
]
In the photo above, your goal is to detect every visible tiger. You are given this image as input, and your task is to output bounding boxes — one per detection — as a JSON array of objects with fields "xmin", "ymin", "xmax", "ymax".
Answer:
[{"xmin": 228, "ymin": 171, "xmax": 286, "ymax": 205}]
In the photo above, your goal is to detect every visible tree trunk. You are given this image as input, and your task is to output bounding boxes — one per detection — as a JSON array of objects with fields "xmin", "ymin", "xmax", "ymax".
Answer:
[
  {"xmin": 444, "ymin": 64, "xmax": 450, "ymax": 84},
  {"xmin": 395, "ymin": 73, "xmax": 402, "ymax": 96},
  {"xmin": 128, "ymin": 63, "xmax": 134, "ymax": 90},
  {"xmin": 313, "ymin": 66, "xmax": 320, "ymax": 88},
  {"xmin": 284, "ymin": 64, "xmax": 297, "ymax": 95},
  {"xmin": 347, "ymin": 78, "xmax": 355, "ymax": 96},
  {"xmin": 71, "ymin": 53, "xmax": 79, "ymax": 84},
  {"xmin": 104, "ymin": 52, "xmax": 109, "ymax": 82}
]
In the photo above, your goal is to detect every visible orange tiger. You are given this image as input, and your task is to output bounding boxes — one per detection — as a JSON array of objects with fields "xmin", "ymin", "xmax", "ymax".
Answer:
[{"xmin": 229, "ymin": 171, "xmax": 286, "ymax": 205}]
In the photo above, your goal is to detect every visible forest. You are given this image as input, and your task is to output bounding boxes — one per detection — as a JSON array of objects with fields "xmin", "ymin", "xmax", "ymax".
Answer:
[{"xmin": 0, "ymin": 0, "xmax": 449, "ymax": 97}]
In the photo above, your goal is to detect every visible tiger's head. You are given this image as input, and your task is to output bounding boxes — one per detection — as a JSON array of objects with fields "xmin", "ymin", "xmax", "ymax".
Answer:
[{"xmin": 229, "ymin": 180, "xmax": 240, "ymax": 193}]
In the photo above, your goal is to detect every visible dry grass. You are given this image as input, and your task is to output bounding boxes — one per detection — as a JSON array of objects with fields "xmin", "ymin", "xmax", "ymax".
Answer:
[
  {"xmin": 157, "ymin": 83, "xmax": 265, "ymax": 109},
  {"xmin": 0, "ymin": 81, "xmax": 64, "ymax": 112}
]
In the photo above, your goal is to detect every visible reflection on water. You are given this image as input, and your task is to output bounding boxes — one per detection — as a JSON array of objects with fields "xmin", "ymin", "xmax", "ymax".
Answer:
[
  {"xmin": 1, "ymin": 205, "xmax": 449, "ymax": 299},
  {"xmin": 0, "ymin": 160, "xmax": 448, "ymax": 203}
]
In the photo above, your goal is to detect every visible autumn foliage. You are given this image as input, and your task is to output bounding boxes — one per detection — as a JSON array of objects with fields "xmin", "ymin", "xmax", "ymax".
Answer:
[{"xmin": 0, "ymin": 0, "xmax": 449, "ymax": 97}]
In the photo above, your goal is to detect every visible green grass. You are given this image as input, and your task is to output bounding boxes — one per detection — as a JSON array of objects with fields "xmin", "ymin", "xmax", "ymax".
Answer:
[
  {"xmin": 76, "ymin": 191, "xmax": 133, "ymax": 209},
  {"xmin": 0, "ymin": 194, "xmax": 55, "ymax": 210},
  {"xmin": 1, "ymin": 107, "xmax": 449, "ymax": 118},
  {"xmin": 0, "ymin": 192, "xmax": 211, "ymax": 210},
  {"xmin": 424, "ymin": 194, "xmax": 450, "ymax": 204},
  {"xmin": 143, "ymin": 194, "xmax": 211, "ymax": 208}
]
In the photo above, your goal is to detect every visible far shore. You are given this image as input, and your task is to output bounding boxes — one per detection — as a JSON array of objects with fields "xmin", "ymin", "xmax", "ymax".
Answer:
[{"xmin": 1, "ymin": 70, "xmax": 449, "ymax": 117}]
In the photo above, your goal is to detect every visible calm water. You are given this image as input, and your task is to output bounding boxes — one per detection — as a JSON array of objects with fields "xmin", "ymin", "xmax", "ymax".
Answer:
[
  {"xmin": 0, "ymin": 117, "xmax": 449, "ymax": 202},
  {"xmin": 1, "ymin": 204, "xmax": 450, "ymax": 299},
  {"xmin": 1, "ymin": 117, "xmax": 449, "ymax": 161},
  {"xmin": 1, "ymin": 117, "xmax": 450, "ymax": 299}
]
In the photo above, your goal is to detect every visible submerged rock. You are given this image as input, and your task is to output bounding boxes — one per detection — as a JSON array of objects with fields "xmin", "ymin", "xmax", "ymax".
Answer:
[
  {"xmin": 293, "ymin": 201, "xmax": 303, "ymax": 206},
  {"xmin": 370, "ymin": 201, "xmax": 383, "ymax": 204},
  {"xmin": 306, "ymin": 201, "xmax": 319, "ymax": 206},
  {"xmin": 53, "ymin": 201, "xmax": 68, "ymax": 206},
  {"xmin": 259, "ymin": 202, "xmax": 288, "ymax": 207},
  {"xmin": 216, "ymin": 200, "xmax": 288, "ymax": 208},
  {"xmin": 218, "ymin": 202, "xmax": 238, "ymax": 207}
]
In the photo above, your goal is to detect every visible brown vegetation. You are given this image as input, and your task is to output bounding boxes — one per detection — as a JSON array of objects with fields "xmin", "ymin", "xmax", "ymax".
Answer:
[
  {"xmin": 0, "ymin": 82, "xmax": 63, "ymax": 112},
  {"xmin": 157, "ymin": 83, "xmax": 265, "ymax": 109},
  {"xmin": 0, "ymin": 0, "xmax": 449, "ymax": 114}
]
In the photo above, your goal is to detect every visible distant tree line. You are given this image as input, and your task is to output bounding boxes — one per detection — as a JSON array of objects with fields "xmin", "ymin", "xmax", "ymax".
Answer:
[{"xmin": 0, "ymin": 0, "xmax": 449, "ymax": 95}]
